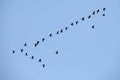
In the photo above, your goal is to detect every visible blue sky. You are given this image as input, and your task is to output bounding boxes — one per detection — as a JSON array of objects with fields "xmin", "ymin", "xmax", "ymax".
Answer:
[{"xmin": 0, "ymin": 0, "xmax": 120, "ymax": 80}]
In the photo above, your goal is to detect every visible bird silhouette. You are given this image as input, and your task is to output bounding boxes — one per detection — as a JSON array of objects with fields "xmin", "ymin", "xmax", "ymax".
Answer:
[
  {"xmin": 60, "ymin": 29, "xmax": 63, "ymax": 33},
  {"xmin": 103, "ymin": 8, "xmax": 106, "ymax": 11},
  {"xmin": 37, "ymin": 41, "xmax": 39, "ymax": 45},
  {"xmin": 92, "ymin": 25, "xmax": 95, "ymax": 28},
  {"xmin": 42, "ymin": 64, "xmax": 45, "ymax": 68},
  {"xmin": 42, "ymin": 38, "xmax": 45, "ymax": 42},
  {"xmin": 71, "ymin": 23, "xmax": 73, "ymax": 26},
  {"xmin": 56, "ymin": 51, "xmax": 58, "ymax": 54},
  {"xmin": 81, "ymin": 17, "xmax": 85, "ymax": 21},
  {"xmin": 49, "ymin": 33, "xmax": 52, "ymax": 37},
  {"xmin": 21, "ymin": 49, "xmax": 24, "ymax": 53},
  {"xmin": 35, "ymin": 43, "xmax": 37, "ymax": 47},
  {"xmin": 92, "ymin": 11, "xmax": 95, "ymax": 15},
  {"xmin": 24, "ymin": 43, "xmax": 27, "ymax": 46},
  {"xmin": 39, "ymin": 59, "xmax": 41, "ymax": 62},
  {"xmin": 102, "ymin": 14, "xmax": 105, "ymax": 16},
  {"xmin": 65, "ymin": 27, "xmax": 68, "ymax": 30},
  {"xmin": 31, "ymin": 56, "xmax": 34, "ymax": 59},
  {"xmin": 56, "ymin": 31, "xmax": 59, "ymax": 34},
  {"xmin": 76, "ymin": 21, "xmax": 78, "ymax": 24},
  {"xmin": 25, "ymin": 53, "xmax": 28, "ymax": 56},
  {"xmin": 12, "ymin": 50, "xmax": 15, "ymax": 54},
  {"xmin": 97, "ymin": 9, "xmax": 100, "ymax": 13},
  {"xmin": 88, "ymin": 15, "xmax": 91, "ymax": 19}
]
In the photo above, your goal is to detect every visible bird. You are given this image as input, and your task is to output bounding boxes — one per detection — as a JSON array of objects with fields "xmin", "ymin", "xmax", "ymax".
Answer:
[
  {"xmin": 88, "ymin": 15, "xmax": 91, "ymax": 19},
  {"xmin": 102, "ymin": 14, "xmax": 105, "ymax": 16},
  {"xmin": 39, "ymin": 59, "xmax": 41, "ymax": 62},
  {"xmin": 71, "ymin": 23, "xmax": 73, "ymax": 26},
  {"xmin": 103, "ymin": 8, "xmax": 106, "ymax": 11},
  {"xmin": 92, "ymin": 25, "xmax": 95, "ymax": 28},
  {"xmin": 35, "ymin": 43, "xmax": 37, "ymax": 47},
  {"xmin": 97, "ymin": 9, "xmax": 100, "ymax": 13},
  {"xmin": 24, "ymin": 43, "xmax": 27, "ymax": 46},
  {"xmin": 60, "ymin": 29, "xmax": 63, "ymax": 33},
  {"xmin": 21, "ymin": 49, "xmax": 24, "ymax": 53},
  {"xmin": 81, "ymin": 17, "xmax": 85, "ymax": 21},
  {"xmin": 42, "ymin": 38, "xmax": 45, "ymax": 42},
  {"xmin": 42, "ymin": 64, "xmax": 45, "ymax": 68},
  {"xmin": 92, "ymin": 11, "xmax": 95, "ymax": 15},
  {"xmin": 76, "ymin": 21, "xmax": 78, "ymax": 24},
  {"xmin": 65, "ymin": 27, "xmax": 68, "ymax": 30},
  {"xmin": 36, "ymin": 41, "xmax": 39, "ymax": 45},
  {"xmin": 31, "ymin": 56, "xmax": 34, "ymax": 59},
  {"xmin": 12, "ymin": 50, "xmax": 15, "ymax": 54},
  {"xmin": 49, "ymin": 33, "xmax": 52, "ymax": 37},
  {"xmin": 56, "ymin": 31, "xmax": 59, "ymax": 34},
  {"xmin": 55, "ymin": 51, "xmax": 58, "ymax": 54},
  {"xmin": 25, "ymin": 53, "xmax": 28, "ymax": 56}
]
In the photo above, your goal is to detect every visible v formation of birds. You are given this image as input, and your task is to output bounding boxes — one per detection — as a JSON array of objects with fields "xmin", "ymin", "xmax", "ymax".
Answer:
[{"xmin": 12, "ymin": 8, "xmax": 106, "ymax": 68}]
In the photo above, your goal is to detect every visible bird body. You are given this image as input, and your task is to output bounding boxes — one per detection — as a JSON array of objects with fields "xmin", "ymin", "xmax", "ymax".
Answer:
[
  {"xmin": 103, "ymin": 8, "xmax": 106, "ymax": 11},
  {"xmin": 81, "ymin": 17, "xmax": 84, "ymax": 21},
  {"xmin": 31, "ymin": 56, "xmax": 34, "ymax": 59},
  {"xmin": 102, "ymin": 14, "xmax": 105, "ymax": 16},
  {"xmin": 76, "ymin": 21, "xmax": 78, "ymax": 24},
  {"xmin": 12, "ymin": 50, "xmax": 15, "ymax": 54},
  {"xmin": 21, "ymin": 49, "xmax": 24, "ymax": 53},
  {"xmin": 49, "ymin": 33, "xmax": 52, "ymax": 37},
  {"xmin": 92, "ymin": 25, "xmax": 95, "ymax": 28},
  {"xmin": 39, "ymin": 59, "xmax": 41, "ymax": 62},
  {"xmin": 60, "ymin": 29, "xmax": 63, "ymax": 33},
  {"xmin": 56, "ymin": 51, "xmax": 58, "ymax": 54},
  {"xmin": 97, "ymin": 9, "xmax": 100, "ymax": 13},
  {"xmin": 25, "ymin": 53, "xmax": 27, "ymax": 56},
  {"xmin": 24, "ymin": 43, "xmax": 27, "ymax": 46},
  {"xmin": 92, "ymin": 11, "xmax": 95, "ymax": 15},
  {"xmin": 88, "ymin": 15, "xmax": 91, "ymax": 19},
  {"xmin": 43, "ymin": 64, "xmax": 45, "ymax": 68},
  {"xmin": 71, "ymin": 23, "xmax": 73, "ymax": 26},
  {"xmin": 56, "ymin": 31, "xmax": 59, "ymax": 34},
  {"xmin": 65, "ymin": 27, "xmax": 68, "ymax": 30},
  {"xmin": 42, "ymin": 38, "xmax": 45, "ymax": 42}
]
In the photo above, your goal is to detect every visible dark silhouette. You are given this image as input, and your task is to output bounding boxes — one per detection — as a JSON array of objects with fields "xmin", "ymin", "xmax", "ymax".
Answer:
[
  {"xmin": 56, "ymin": 31, "xmax": 59, "ymax": 34},
  {"xmin": 49, "ymin": 33, "xmax": 52, "ymax": 37},
  {"xmin": 60, "ymin": 29, "xmax": 63, "ymax": 33},
  {"xmin": 39, "ymin": 59, "xmax": 41, "ymax": 62},
  {"xmin": 25, "ymin": 53, "xmax": 27, "ymax": 56},
  {"xmin": 92, "ymin": 11, "xmax": 95, "ymax": 15},
  {"xmin": 12, "ymin": 50, "xmax": 15, "ymax": 54},
  {"xmin": 35, "ymin": 43, "xmax": 37, "ymax": 47},
  {"xmin": 102, "ymin": 14, "xmax": 105, "ymax": 16},
  {"xmin": 37, "ymin": 41, "xmax": 39, "ymax": 45},
  {"xmin": 81, "ymin": 17, "xmax": 84, "ymax": 21},
  {"xmin": 71, "ymin": 23, "xmax": 73, "ymax": 26},
  {"xmin": 76, "ymin": 21, "xmax": 78, "ymax": 24},
  {"xmin": 21, "ymin": 49, "xmax": 24, "ymax": 53},
  {"xmin": 24, "ymin": 43, "xmax": 27, "ymax": 46},
  {"xmin": 103, "ymin": 8, "xmax": 106, "ymax": 11},
  {"xmin": 88, "ymin": 15, "xmax": 91, "ymax": 19},
  {"xmin": 92, "ymin": 25, "xmax": 95, "ymax": 28},
  {"xmin": 42, "ymin": 38, "xmax": 45, "ymax": 42},
  {"xmin": 56, "ymin": 51, "xmax": 58, "ymax": 54},
  {"xmin": 43, "ymin": 64, "xmax": 45, "ymax": 68},
  {"xmin": 97, "ymin": 9, "xmax": 100, "ymax": 13},
  {"xmin": 31, "ymin": 56, "xmax": 34, "ymax": 59},
  {"xmin": 65, "ymin": 27, "xmax": 68, "ymax": 30}
]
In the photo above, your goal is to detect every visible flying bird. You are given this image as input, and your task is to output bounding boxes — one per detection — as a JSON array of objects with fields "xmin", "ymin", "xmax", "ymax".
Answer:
[
  {"xmin": 37, "ymin": 41, "xmax": 39, "ymax": 45},
  {"xmin": 76, "ymin": 21, "xmax": 78, "ymax": 24},
  {"xmin": 42, "ymin": 64, "xmax": 45, "ymax": 68},
  {"xmin": 31, "ymin": 56, "xmax": 34, "ymax": 59},
  {"xmin": 60, "ymin": 29, "xmax": 63, "ymax": 33},
  {"xmin": 97, "ymin": 9, "xmax": 100, "ymax": 13},
  {"xmin": 71, "ymin": 23, "xmax": 73, "ymax": 26},
  {"xmin": 102, "ymin": 14, "xmax": 105, "ymax": 16},
  {"xmin": 88, "ymin": 15, "xmax": 91, "ymax": 19},
  {"xmin": 65, "ymin": 27, "xmax": 68, "ymax": 30},
  {"xmin": 49, "ymin": 33, "xmax": 52, "ymax": 37},
  {"xmin": 21, "ymin": 49, "xmax": 24, "ymax": 53},
  {"xmin": 35, "ymin": 43, "xmax": 37, "ymax": 47},
  {"xmin": 24, "ymin": 43, "xmax": 27, "ymax": 46},
  {"xmin": 92, "ymin": 25, "xmax": 95, "ymax": 29},
  {"xmin": 103, "ymin": 8, "xmax": 106, "ymax": 11},
  {"xmin": 56, "ymin": 31, "xmax": 59, "ymax": 34},
  {"xmin": 81, "ymin": 17, "xmax": 85, "ymax": 21},
  {"xmin": 92, "ymin": 11, "xmax": 95, "ymax": 15},
  {"xmin": 39, "ymin": 59, "xmax": 41, "ymax": 62},
  {"xmin": 56, "ymin": 51, "xmax": 58, "ymax": 54},
  {"xmin": 42, "ymin": 38, "xmax": 45, "ymax": 42},
  {"xmin": 25, "ymin": 53, "xmax": 28, "ymax": 56},
  {"xmin": 12, "ymin": 50, "xmax": 15, "ymax": 54}
]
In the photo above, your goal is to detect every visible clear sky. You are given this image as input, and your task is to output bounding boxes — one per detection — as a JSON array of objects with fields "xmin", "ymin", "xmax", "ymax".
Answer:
[{"xmin": 0, "ymin": 0, "xmax": 120, "ymax": 80}]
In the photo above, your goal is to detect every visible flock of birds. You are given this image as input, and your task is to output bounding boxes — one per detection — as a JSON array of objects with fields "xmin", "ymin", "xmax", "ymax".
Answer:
[{"xmin": 12, "ymin": 8, "xmax": 106, "ymax": 68}]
